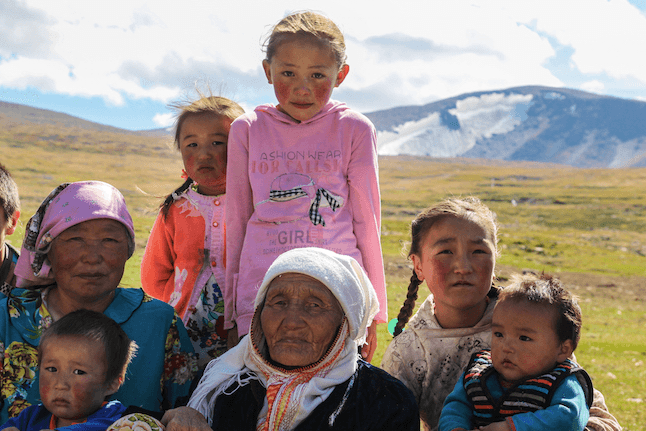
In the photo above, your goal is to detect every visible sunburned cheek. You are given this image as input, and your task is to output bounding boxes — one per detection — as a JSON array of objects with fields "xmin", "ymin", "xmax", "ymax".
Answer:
[
  {"xmin": 182, "ymin": 155, "xmax": 196, "ymax": 175},
  {"xmin": 274, "ymin": 82, "xmax": 291, "ymax": 101},
  {"xmin": 40, "ymin": 383, "xmax": 50, "ymax": 400},
  {"xmin": 72, "ymin": 385, "xmax": 91, "ymax": 403},
  {"xmin": 429, "ymin": 259, "xmax": 451, "ymax": 284},
  {"xmin": 314, "ymin": 83, "xmax": 333, "ymax": 104}
]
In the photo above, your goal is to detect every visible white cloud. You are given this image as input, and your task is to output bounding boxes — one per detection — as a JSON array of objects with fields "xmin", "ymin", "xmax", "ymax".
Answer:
[
  {"xmin": 504, "ymin": 0, "xmax": 646, "ymax": 82},
  {"xmin": 1, "ymin": 0, "xmax": 645, "ymax": 118},
  {"xmin": 153, "ymin": 112, "xmax": 174, "ymax": 127}
]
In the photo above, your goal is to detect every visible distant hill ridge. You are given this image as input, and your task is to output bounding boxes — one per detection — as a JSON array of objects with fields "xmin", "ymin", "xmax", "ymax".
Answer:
[
  {"xmin": 0, "ymin": 100, "xmax": 175, "ymax": 157},
  {"xmin": 3, "ymin": 85, "xmax": 646, "ymax": 167},
  {"xmin": 0, "ymin": 100, "xmax": 134, "ymax": 134},
  {"xmin": 0, "ymin": 100, "xmax": 172, "ymax": 137}
]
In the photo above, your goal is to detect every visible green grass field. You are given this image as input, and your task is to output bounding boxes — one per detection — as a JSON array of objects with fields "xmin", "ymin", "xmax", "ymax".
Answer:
[{"xmin": 2, "ymin": 136, "xmax": 645, "ymax": 429}]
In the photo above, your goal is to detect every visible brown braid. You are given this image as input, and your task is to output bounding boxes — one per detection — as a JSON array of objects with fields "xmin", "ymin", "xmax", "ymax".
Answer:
[
  {"xmin": 487, "ymin": 283, "xmax": 501, "ymax": 299},
  {"xmin": 160, "ymin": 178, "xmax": 194, "ymax": 220},
  {"xmin": 394, "ymin": 269, "xmax": 422, "ymax": 336}
]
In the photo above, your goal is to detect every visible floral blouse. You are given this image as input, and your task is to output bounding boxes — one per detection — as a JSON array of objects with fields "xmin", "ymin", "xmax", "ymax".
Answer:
[
  {"xmin": 141, "ymin": 190, "xmax": 228, "ymax": 368},
  {"xmin": 0, "ymin": 287, "xmax": 197, "ymax": 422}
]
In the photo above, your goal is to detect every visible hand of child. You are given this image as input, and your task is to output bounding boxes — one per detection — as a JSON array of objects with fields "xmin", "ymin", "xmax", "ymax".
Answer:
[
  {"xmin": 226, "ymin": 326, "xmax": 239, "ymax": 350},
  {"xmin": 3, "ymin": 427, "xmax": 20, "ymax": 431},
  {"xmin": 478, "ymin": 420, "xmax": 512, "ymax": 431},
  {"xmin": 361, "ymin": 321, "xmax": 378, "ymax": 362}
]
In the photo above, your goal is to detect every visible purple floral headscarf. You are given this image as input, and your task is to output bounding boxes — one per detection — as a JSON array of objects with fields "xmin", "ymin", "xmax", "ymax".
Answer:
[{"xmin": 14, "ymin": 181, "xmax": 135, "ymax": 288}]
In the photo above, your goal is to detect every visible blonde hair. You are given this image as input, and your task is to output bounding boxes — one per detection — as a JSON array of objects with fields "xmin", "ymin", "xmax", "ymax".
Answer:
[
  {"xmin": 263, "ymin": 11, "xmax": 347, "ymax": 70},
  {"xmin": 393, "ymin": 197, "xmax": 499, "ymax": 336},
  {"xmin": 161, "ymin": 93, "xmax": 245, "ymax": 217},
  {"xmin": 171, "ymin": 94, "xmax": 245, "ymax": 150}
]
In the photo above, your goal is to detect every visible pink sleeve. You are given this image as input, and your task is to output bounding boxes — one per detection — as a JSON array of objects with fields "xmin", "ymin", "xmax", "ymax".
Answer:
[
  {"xmin": 224, "ymin": 119, "xmax": 254, "ymax": 330},
  {"xmin": 141, "ymin": 210, "xmax": 175, "ymax": 301},
  {"xmin": 348, "ymin": 122, "xmax": 387, "ymax": 323}
]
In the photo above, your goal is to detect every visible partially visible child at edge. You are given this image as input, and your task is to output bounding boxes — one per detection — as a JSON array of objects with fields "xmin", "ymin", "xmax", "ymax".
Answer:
[
  {"xmin": 381, "ymin": 197, "xmax": 621, "ymax": 431},
  {"xmin": 0, "ymin": 309, "xmax": 137, "ymax": 431},
  {"xmin": 141, "ymin": 94, "xmax": 245, "ymax": 368},
  {"xmin": 0, "ymin": 163, "xmax": 20, "ymax": 297},
  {"xmin": 225, "ymin": 11, "xmax": 386, "ymax": 360},
  {"xmin": 439, "ymin": 273, "xmax": 593, "ymax": 431}
]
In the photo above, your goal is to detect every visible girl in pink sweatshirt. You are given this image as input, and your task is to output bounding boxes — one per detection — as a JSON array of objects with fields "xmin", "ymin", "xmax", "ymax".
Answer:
[{"xmin": 225, "ymin": 11, "xmax": 386, "ymax": 361}]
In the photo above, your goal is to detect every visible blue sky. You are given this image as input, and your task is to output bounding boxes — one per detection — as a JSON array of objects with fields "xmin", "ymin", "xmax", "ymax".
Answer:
[{"xmin": 1, "ymin": 0, "xmax": 645, "ymax": 131}]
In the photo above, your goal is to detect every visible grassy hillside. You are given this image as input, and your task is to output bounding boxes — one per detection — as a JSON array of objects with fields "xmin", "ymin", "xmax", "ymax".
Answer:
[
  {"xmin": 2, "ymin": 131, "xmax": 644, "ymax": 428},
  {"xmin": 377, "ymin": 156, "xmax": 646, "ymax": 430}
]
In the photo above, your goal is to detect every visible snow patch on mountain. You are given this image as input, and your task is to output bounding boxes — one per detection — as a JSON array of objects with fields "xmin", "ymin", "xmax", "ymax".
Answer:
[
  {"xmin": 377, "ymin": 92, "xmax": 534, "ymax": 156},
  {"xmin": 610, "ymin": 139, "xmax": 646, "ymax": 168}
]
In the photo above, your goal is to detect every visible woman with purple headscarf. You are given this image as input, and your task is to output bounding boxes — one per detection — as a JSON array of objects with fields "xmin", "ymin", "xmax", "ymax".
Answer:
[{"xmin": 0, "ymin": 181, "xmax": 197, "ymax": 424}]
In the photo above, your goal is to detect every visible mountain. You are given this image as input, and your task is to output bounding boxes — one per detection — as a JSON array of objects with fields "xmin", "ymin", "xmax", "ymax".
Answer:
[
  {"xmin": 364, "ymin": 86, "xmax": 646, "ymax": 168},
  {"xmin": 3, "ymin": 86, "xmax": 646, "ymax": 168}
]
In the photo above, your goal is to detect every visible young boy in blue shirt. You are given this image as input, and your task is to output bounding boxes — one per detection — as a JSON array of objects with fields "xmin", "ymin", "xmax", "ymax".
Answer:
[
  {"xmin": 1, "ymin": 309, "xmax": 137, "ymax": 431},
  {"xmin": 439, "ymin": 274, "xmax": 593, "ymax": 431}
]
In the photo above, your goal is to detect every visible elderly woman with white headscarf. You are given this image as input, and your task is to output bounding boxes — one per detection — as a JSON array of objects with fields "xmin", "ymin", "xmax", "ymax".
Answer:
[{"xmin": 163, "ymin": 247, "xmax": 418, "ymax": 431}]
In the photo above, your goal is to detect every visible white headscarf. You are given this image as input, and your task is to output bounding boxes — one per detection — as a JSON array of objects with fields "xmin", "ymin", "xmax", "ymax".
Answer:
[{"xmin": 188, "ymin": 247, "xmax": 379, "ymax": 430}]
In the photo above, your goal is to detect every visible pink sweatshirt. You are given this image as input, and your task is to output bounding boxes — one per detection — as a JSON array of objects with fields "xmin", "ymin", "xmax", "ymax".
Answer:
[{"xmin": 225, "ymin": 100, "xmax": 387, "ymax": 335}]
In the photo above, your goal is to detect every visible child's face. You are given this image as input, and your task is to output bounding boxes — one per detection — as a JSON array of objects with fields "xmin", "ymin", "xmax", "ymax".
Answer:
[
  {"xmin": 262, "ymin": 34, "xmax": 349, "ymax": 123},
  {"xmin": 411, "ymin": 217, "xmax": 495, "ymax": 326},
  {"xmin": 39, "ymin": 335, "xmax": 119, "ymax": 427},
  {"xmin": 179, "ymin": 112, "xmax": 232, "ymax": 196},
  {"xmin": 491, "ymin": 299, "xmax": 573, "ymax": 384}
]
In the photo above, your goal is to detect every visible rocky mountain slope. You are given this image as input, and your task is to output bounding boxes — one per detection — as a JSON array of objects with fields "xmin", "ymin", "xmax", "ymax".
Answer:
[{"xmin": 365, "ymin": 86, "xmax": 646, "ymax": 168}]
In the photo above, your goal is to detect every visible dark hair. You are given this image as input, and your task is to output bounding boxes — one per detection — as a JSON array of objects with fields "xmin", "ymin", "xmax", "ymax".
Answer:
[
  {"xmin": 0, "ymin": 163, "xmax": 20, "ymax": 222},
  {"xmin": 263, "ymin": 11, "xmax": 347, "ymax": 70},
  {"xmin": 498, "ymin": 273, "xmax": 582, "ymax": 349},
  {"xmin": 38, "ymin": 309, "xmax": 138, "ymax": 384},
  {"xmin": 393, "ymin": 197, "xmax": 499, "ymax": 336},
  {"xmin": 160, "ymin": 94, "xmax": 245, "ymax": 218}
]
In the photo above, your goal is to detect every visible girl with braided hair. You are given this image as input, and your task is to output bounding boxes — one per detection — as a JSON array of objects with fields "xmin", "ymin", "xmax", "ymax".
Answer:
[{"xmin": 382, "ymin": 197, "xmax": 620, "ymax": 431}]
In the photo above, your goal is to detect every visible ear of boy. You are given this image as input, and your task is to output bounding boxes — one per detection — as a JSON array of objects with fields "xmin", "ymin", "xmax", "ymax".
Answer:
[
  {"xmin": 106, "ymin": 376, "xmax": 123, "ymax": 397},
  {"xmin": 558, "ymin": 339, "xmax": 575, "ymax": 363},
  {"xmin": 6, "ymin": 210, "xmax": 19, "ymax": 236}
]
